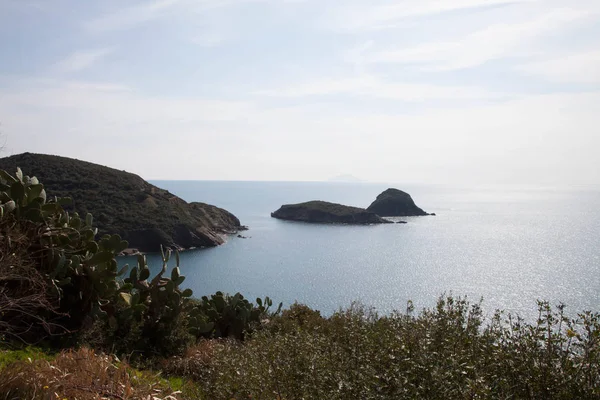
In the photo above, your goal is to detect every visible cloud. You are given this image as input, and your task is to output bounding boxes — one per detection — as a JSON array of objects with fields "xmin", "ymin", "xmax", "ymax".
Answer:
[
  {"xmin": 192, "ymin": 32, "xmax": 226, "ymax": 47},
  {"xmin": 82, "ymin": 0, "xmax": 276, "ymax": 33},
  {"xmin": 2, "ymin": 0, "xmax": 600, "ymax": 183},
  {"xmin": 362, "ymin": 8, "xmax": 587, "ymax": 70},
  {"xmin": 516, "ymin": 50, "xmax": 600, "ymax": 84},
  {"xmin": 2, "ymin": 77, "xmax": 599, "ymax": 183},
  {"xmin": 54, "ymin": 48, "xmax": 114, "ymax": 72},
  {"xmin": 256, "ymin": 75, "xmax": 504, "ymax": 102},
  {"xmin": 321, "ymin": 0, "xmax": 539, "ymax": 32},
  {"xmin": 0, "ymin": 78, "xmax": 254, "ymax": 122},
  {"xmin": 83, "ymin": 0, "xmax": 184, "ymax": 33}
]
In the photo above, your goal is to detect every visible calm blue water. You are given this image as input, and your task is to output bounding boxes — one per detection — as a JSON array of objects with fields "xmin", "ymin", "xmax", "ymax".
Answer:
[{"xmin": 120, "ymin": 181, "xmax": 600, "ymax": 319}]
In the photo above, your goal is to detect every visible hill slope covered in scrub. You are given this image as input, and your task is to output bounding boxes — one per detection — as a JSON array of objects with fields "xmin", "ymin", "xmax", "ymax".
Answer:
[{"xmin": 0, "ymin": 153, "xmax": 244, "ymax": 252}]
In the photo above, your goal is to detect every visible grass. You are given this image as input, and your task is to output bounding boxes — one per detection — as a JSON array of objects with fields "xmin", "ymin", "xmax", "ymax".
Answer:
[
  {"xmin": 0, "ymin": 348, "xmax": 188, "ymax": 400},
  {"xmin": 0, "ymin": 346, "xmax": 55, "ymax": 368}
]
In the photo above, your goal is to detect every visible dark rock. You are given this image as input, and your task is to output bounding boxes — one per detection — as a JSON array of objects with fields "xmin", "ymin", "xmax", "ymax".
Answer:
[
  {"xmin": 120, "ymin": 248, "xmax": 142, "ymax": 256},
  {"xmin": 271, "ymin": 201, "xmax": 392, "ymax": 225},
  {"xmin": 367, "ymin": 188, "xmax": 429, "ymax": 217},
  {"xmin": 0, "ymin": 153, "xmax": 245, "ymax": 252},
  {"xmin": 396, "ymin": 221, "xmax": 407, "ymax": 224}
]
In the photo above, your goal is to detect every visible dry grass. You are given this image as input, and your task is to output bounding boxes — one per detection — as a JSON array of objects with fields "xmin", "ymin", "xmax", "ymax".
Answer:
[
  {"xmin": 162, "ymin": 340, "xmax": 223, "ymax": 381},
  {"xmin": 0, "ymin": 348, "xmax": 182, "ymax": 400}
]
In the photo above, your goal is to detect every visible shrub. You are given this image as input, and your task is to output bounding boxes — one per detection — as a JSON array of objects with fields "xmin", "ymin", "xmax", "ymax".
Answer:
[
  {"xmin": 0, "ymin": 167, "xmax": 130, "ymax": 343},
  {"xmin": 95, "ymin": 248, "xmax": 198, "ymax": 359},
  {"xmin": 172, "ymin": 297, "xmax": 600, "ymax": 400},
  {"xmin": 191, "ymin": 292, "xmax": 282, "ymax": 340},
  {"xmin": 0, "ymin": 216, "xmax": 62, "ymax": 343}
]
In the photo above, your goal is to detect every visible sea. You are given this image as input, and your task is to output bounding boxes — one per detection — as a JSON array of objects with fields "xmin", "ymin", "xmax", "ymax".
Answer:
[{"xmin": 119, "ymin": 181, "xmax": 600, "ymax": 320}]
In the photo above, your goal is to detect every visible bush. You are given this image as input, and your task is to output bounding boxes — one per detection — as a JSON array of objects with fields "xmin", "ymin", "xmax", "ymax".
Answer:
[
  {"xmin": 0, "ymin": 216, "xmax": 63, "ymax": 343},
  {"xmin": 170, "ymin": 297, "xmax": 600, "ymax": 400},
  {"xmin": 0, "ymin": 167, "xmax": 131, "ymax": 343},
  {"xmin": 190, "ymin": 292, "xmax": 282, "ymax": 340}
]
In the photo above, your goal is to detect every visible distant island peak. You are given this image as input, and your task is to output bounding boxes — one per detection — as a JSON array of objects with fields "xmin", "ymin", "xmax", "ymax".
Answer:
[{"xmin": 367, "ymin": 188, "xmax": 431, "ymax": 216}]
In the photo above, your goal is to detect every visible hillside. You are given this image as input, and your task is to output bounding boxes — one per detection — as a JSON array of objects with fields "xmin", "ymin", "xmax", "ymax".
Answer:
[{"xmin": 0, "ymin": 153, "xmax": 245, "ymax": 252}]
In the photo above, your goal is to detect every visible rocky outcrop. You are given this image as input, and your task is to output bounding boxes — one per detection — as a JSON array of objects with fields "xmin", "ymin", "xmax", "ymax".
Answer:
[
  {"xmin": 0, "ymin": 153, "xmax": 246, "ymax": 252},
  {"xmin": 367, "ymin": 188, "xmax": 430, "ymax": 216},
  {"xmin": 271, "ymin": 201, "xmax": 392, "ymax": 225}
]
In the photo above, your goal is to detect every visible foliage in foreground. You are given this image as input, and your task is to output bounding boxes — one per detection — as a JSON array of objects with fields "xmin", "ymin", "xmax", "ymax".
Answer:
[
  {"xmin": 166, "ymin": 299, "xmax": 600, "ymax": 400},
  {"xmin": 0, "ymin": 348, "xmax": 183, "ymax": 400},
  {"xmin": 0, "ymin": 167, "xmax": 278, "ymax": 357},
  {"xmin": 1, "ymin": 300, "xmax": 599, "ymax": 399}
]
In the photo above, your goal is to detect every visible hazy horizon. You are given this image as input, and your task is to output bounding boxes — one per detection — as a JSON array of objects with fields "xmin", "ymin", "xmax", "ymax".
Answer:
[{"xmin": 1, "ymin": 1, "xmax": 599, "ymax": 184}]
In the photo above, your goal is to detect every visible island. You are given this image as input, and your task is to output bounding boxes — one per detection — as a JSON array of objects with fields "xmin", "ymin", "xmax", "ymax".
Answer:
[
  {"xmin": 367, "ymin": 188, "xmax": 431, "ymax": 216},
  {"xmin": 0, "ymin": 153, "xmax": 246, "ymax": 252},
  {"xmin": 271, "ymin": 201, "xmax": 392, "ymax": 224}
]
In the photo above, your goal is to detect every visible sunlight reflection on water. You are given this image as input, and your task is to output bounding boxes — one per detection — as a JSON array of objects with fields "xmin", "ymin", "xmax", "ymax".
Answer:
[{"xmin": 119, "ymin": 182, "xmax": 600, "ymax": 320}]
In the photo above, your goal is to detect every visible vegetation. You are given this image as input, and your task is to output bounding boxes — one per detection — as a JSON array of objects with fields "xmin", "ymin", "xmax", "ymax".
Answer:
[
  {"xmin": 0, "ymin": 166, "xmax": 599, "ymax": 399},
  {"xmin": 3, "ymin": 298, "xmax": 598, "ymax": 399},
  {"xmin": 0, "ymin": 153, "xmax": 244, "ymax": 252},
  {"xmin": 167, "ymin": 299, "xmax": 600, "ymax": 399},
  {"xmin": 0, "ymin": 348, "xmax": 183, "ymax": 399}
]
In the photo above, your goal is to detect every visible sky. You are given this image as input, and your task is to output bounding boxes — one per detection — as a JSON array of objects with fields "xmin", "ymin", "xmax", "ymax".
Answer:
[{"xmin": 0, "ymin": 0, "xmax": 599, "ymax": 184}]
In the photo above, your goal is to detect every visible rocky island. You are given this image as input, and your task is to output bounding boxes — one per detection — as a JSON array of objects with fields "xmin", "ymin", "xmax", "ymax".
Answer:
[
  {"xmin": 367, "ymin": 188, "xmax": 431, "ymax": 216},
  {"xmin": 0, "ymin": 153, "xmax": 246, "ymax": 252},
  {"xmin": 271, "ymin": 201, "xmax": 392, "ymax": 224}
]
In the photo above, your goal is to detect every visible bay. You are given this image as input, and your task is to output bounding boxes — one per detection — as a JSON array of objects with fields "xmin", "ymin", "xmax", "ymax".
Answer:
[{"xmin": 120, "ymin": 181, "xmax": 600, "ymax": 319}]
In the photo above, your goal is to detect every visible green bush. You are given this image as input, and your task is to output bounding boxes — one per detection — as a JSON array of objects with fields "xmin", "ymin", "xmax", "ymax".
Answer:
[
  {"xmin": 173, "ymin": 297, "xmax": 600, "ymax": 400},
  {"xmin": 0, "ymin": 167, "xmax": 127, "ymax": 342},
  {"xmin": 90, "ymin": 248, "xmax": 198, "ymax": 358},
  {"xmin": 191, "ymin": 292, "xmax": 282, "ymax": 340}
]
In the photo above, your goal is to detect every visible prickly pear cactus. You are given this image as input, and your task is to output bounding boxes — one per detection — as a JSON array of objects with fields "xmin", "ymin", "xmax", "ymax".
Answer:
[
  {"xmin": 191, "ymin": 291, "xmax": 283, "ymax": 340},
  {"xmin": 114, "ymin": 245, "xmax": 195, "ymax": 336},
  {"xmin": 0, "ymin": 168, "xmax": 131, "ymax": 333}
]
